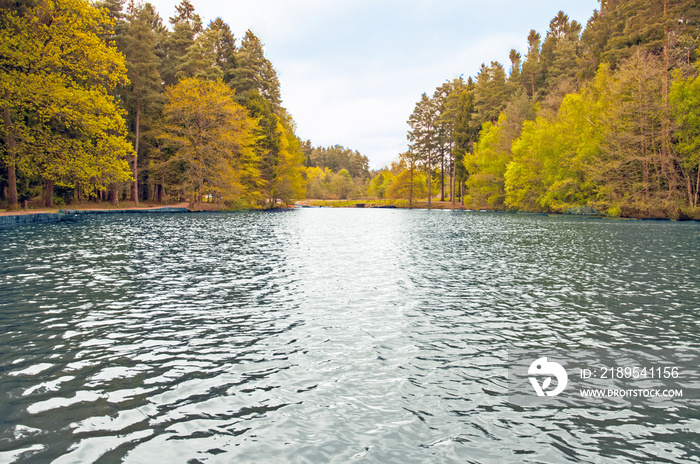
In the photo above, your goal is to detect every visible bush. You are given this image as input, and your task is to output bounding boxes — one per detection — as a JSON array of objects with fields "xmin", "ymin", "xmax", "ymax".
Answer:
[{"xmin": 606, "ymin": 205, "xmax": 621, "ymax": 217}]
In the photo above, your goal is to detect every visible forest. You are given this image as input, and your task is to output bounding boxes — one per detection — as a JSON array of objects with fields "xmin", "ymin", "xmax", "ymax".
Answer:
[
  {"xmin": 0, "ymin": 0, "xmax": 316, "ymax": 210},
  {"xmin": 2, "ymin": 0, "xmax": 700, "ymax": 218},
  {"xmin": 397, "ymin": 0, "xmax": 700, "ymax": 218}
]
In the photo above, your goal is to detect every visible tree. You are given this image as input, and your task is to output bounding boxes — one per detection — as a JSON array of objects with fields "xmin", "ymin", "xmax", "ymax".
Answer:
[
  {"xmin": 505, "ymin": 67, "xmax": 612, "ymax": 212},
  {"xmin": 308, "ymin": 145, "xmax": 370, "ymax": 179},
  {"xmin": 160, "ymin": 78, "xmax": 260, "ymax": 207},
  {"xmin": 433, "ymin": 81, "xmax": 456, "ymax": 201},
  {"xmin": 122, "ymin": 0, "xmax": 163, "ymax": 205},
  {"xmin": 178, "ymin": 24, "xmax": 223, "ymax": 81},
  {"xmin": 408, "ymin": 93, "xmax": 440, "ymax": 206},
  {"xmin": 520, "ymin": 30, "xmax": 545, "ymax": 97},
  {"xmin": 159, "ymin": 0, "xmax": 200, "ymax": 86},
  {"xmin": 208, "ymin": 18, "xmax": 237, "ymax": 83},
  {"xmin": 444, "ymin": 78, "xmax": 477, "ymax": 204},
  {"xmin": 670, "ymin": 52, "xmax": 700, "ymax": 208},
  {"xmin": 385, "ymin": 153, "xmax": 427, "ymax": 204},
  {"xmin": 330, "ymin": 168, "xmax": 354, "ymax": 200},
  {"xmin": 305, "ymin": 166, "xmax": 332, "ymax": 199},
  {"xmin": 1, "ymin": 0, "xmax": 134, "ymax": 209},
  {"xmin": 593, "ymin": 50, "xmax": 684, "ymax": 215},
  {"xmin": 464, "ymin": 91, "xmax": 534, "ymax": 208},
  {"xmin": 269, "ymin": 111, "xmax": 306, "ymax": 204},
  {"xmin": 367, "ymin": 169, "xmax": 394, "ymax": 199},
  {"xmin": 229, "ymin": 30, "xmax": 281, "ymax": 106},
  {"xmin": 541, "ymin": 11, "xmax": 582, "ymax": 92}
]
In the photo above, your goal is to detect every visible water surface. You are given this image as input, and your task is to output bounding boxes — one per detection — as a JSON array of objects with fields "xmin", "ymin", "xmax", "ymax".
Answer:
[{"xmin": 1, "ymin": 209, "xmax": 699, "ymax": 463}]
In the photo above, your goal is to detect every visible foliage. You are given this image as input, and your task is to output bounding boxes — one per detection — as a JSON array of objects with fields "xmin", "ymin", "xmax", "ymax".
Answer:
[
  {"xmin": 0, "ymin": 0, "xmax": 318, "ymax": 209},
  {"xmin": 465, "ymin": 92, "xmax": 534, "ymax": 207},
  {"xmin": 1, "ymin": 0, "xmax": 134, "ymax": 208},
  {"xmin": 160, "ymin": 78, "xmax": 260, "ymax": 207},
  {"xmin": 307, "ymin": 145, "xmax": 370, "ymax": 179},
  {"xmin": 404, "ymin": 0, "xmax": 700, "ymax": 218},
  {"xmin": 385, "ymin": 169, "xmax": 427, "ymax": 201},
  {"xmin": 670, "ymin": 57, "xmax": 700, "ymax": 208}
]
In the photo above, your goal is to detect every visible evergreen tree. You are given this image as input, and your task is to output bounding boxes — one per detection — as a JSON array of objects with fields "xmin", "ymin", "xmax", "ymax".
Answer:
[
  {"xmin": 208, "ymin": 18, "xmax": 237, "ymax": 83},
  {"xmin": 178, "ymin": 24, "xmax": 223, "ymax": 81},
  {"xmin": 408, "ymin": 93, "xmax": 440, "ymax": 206},
  {"xmin": 229, "ymin": 30, "xmax": 281, "ymax": 106},
  {"xmin": 473, "ymin": 61, "xmax": 510, "ymax": 126},
  {"xmin": 444, "ymin": 78, "xmax": 476, "ymax": 204},
  {"xmin": 541, "ymin": 11, "xmax": 582, "ymax": 92},
  {"xmin": 122, "ymin": 0, "xmax": 163, "ymax": 205},
  {"xmin": 160, "ymin": 0, "xmax": 200, "ymax": 86},
  {"xmin": 520, "ymin": 30, "xmax": 545, "ymax": 97}
]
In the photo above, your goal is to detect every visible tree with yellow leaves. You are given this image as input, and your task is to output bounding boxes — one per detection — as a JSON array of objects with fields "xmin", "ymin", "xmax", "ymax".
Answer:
[
  {"xmin": 1, "ymin": 0, "xmax": 134, "ymax": 209},
  {"xmin": 160, "ymin": 77, "xmax": 261, "ymax": 208}
]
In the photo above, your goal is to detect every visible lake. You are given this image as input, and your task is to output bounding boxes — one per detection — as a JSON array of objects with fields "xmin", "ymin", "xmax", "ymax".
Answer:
[{"xmin": 1, "ymin": 209, "xmax": 699, "ymax": 463}]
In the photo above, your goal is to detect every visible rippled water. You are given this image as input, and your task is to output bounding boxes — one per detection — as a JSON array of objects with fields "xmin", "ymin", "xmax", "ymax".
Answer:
[{"xmin": 1, "ymin": 209, "xmax": 699, "ymax": 463}]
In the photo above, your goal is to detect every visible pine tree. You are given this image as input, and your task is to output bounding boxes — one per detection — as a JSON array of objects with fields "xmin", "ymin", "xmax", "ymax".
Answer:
[
  {"xmin": 444, "ymin": 78, "xmax": 476, "ymax": 204},
  {"xmin": 160, "ymin": 0, "xmax": 200, "ymax": 86},
  {"xmin": 473, "ymin": 61, "xmax": 510, "ymax": 126},
  {"xmin": 408, "ymin": 93, "xmax": 440, "ymax": 206},
  {"xmin": 122, "ymin": 0, "xmax": 163, "ymax": 205},
  {"xmin": 208, "ymin": 18, "xmax": 237, "ymax": 83},
  {"xmin": 520, "ymin": 30, "xmax": 545, "ymax": 97},
  {"xmin": 541, "ymin": 11, "xmax": 582, "ymax": 92},
  {"xmin": 230, "ymin": 30, "xmax": 281, "ymax": 106}
]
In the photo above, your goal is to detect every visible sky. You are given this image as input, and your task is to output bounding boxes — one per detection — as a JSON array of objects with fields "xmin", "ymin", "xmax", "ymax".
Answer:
[{"xmin": 148, "ymin": 0, "xmax": 601, "ymax": 169}]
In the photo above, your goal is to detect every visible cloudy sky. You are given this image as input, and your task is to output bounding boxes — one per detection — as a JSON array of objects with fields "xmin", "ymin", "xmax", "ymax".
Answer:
[{"xmin": 148, "ymin": 0, "xmax": 600, "ymax": 168}]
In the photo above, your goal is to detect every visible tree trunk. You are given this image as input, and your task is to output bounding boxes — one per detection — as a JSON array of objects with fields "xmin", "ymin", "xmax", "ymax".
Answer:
[
  {"xmin": 440, "ymin": 151, "xmax": 445, "ymax": 202},
  {"xmin": 409, "ymin": 164, "xmax": 414, "ymax": 206},
  {"xmin": 133, "ymin": 99, "xmax": 140, "ymax": 206},
  {"xmin": 110, "ymin": 184, "xmax": 119, "ymax": 206},
  {"xmin": 427, "ymin": 150, "xmax": 432, "ymax": 208},
  {"xmin": 44, "ymin": 179, "xmax": 54, "ymax": 207},
  {"xmin": 2, "ymin": 100, "xmax": 18, "ymax": 210},
  {"xmin": 696, "ymin": 160, "xmax": 700, "ymax": 208},
  {"xmin": 451, "ymin": 157, "xmax": 456, "ymax": 204},
  {"xmin": 661, "ymin": 1, "xmax": 673, "ymax": 199}
]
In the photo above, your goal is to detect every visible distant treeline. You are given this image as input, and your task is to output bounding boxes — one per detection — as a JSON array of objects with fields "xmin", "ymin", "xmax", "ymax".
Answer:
[{"xmin": 393, "ymin": 1, "xmax": 700, "ymax": 218}]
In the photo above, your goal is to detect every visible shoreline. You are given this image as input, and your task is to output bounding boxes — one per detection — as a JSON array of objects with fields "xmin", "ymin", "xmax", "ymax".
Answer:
[
  {"xmin": 2, "ymin": 200, "xmax": 698, "ymax": 226},
  {"xmin": 0, "ymin": 205, "xmax": 191, "ymax": 227}
]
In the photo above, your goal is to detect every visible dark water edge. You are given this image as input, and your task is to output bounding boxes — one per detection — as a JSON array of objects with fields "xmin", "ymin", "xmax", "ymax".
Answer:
[
  {"xmin": 0, "ymin": 207, "xmax": 190, "ymax": 227},
  {"xmin": 1, "ymin": 209, "xmax": 699, "ymax": 463}
]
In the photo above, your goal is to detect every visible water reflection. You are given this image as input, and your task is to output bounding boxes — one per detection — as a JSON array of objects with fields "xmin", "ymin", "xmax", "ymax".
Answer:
[{"xmin": 0, "ymin": 210, "xmax": 698, "ymax": 462}]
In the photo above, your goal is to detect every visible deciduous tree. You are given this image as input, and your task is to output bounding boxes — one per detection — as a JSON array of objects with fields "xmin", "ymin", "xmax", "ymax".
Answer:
[
  {"xmin": 1, "ymin": 0, "xmax": 134, "ymax": 209},
  {"xmin": 160, "ymin": 78, "xmax": 260, "ymax": 207}
]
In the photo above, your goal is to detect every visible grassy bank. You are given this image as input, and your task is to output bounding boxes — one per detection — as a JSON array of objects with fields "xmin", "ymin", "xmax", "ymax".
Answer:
[{"xmin": 296, "ymin": 199, "xmax": 469, "ymax": 209}]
